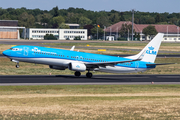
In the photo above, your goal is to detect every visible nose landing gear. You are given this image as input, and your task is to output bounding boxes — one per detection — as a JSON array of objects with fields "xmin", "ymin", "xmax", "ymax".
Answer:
[{"xmin": 16, "ymin": 63, "xmax": 19, "ymax": 68}]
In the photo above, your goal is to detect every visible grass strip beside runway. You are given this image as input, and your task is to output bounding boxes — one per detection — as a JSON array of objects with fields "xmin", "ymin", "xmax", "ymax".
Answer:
[
  {"xmin": 0, "ymin": 57, "xmax": 180, "ymax": 75},
  {"xmin": 0, "ymin": 85, "xmax": 180, "ymax": 119}
]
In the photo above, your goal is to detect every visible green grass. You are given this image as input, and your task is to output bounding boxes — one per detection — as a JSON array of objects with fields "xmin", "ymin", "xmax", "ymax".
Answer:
[{"xmin": 0, "ymin": 85, "xmax": 180, "ymax": 95}]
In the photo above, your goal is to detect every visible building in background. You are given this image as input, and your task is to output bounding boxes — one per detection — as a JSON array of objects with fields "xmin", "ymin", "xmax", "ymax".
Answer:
[
  {"xmin": 25, "ymin": 28, "xmax": 87, "ymax": 40},
  {"xmin": 104, "ymin": 21, "xmax": 180, "ymax": 41},
  {"xmin": 0, "ymin": 20, "xmax": 25, "ymax": 39},
  {"xmin": 66, "ymin": 24, "xmax": 80, "ymax": 29}
]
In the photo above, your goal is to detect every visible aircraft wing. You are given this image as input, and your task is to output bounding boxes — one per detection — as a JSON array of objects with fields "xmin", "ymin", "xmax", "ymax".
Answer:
[
  {"xmin": 84, "ymin": 58, "xmax": 141, "ymax": 68},
  {"xmin": 85, "ymin": 50, "xmax": 146, "ymax": 67}
]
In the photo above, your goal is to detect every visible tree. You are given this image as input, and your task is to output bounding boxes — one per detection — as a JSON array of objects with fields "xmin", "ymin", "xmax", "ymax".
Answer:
[
  {"xmin": 44, "ymin": 34, "xmax": 57, "ymax": 40},
  {"xmin": 91, "ymin": 27, "xmax": 104, "ymax": 39},
  {"xmin": 79, "ymin": 16, "xmax": 92, "ymax": 27},
  {"xmin": 142, "ymin": 25, "xmax": 158, "ymax": 38},
  {"xmin": 146, "ymin": 17, "xmax": 155, "ymax": 24},
  {"xmin": 96, "ymin": 16, "xmax": 109, "ymax": 27},
  {"xmin": 84, "ymin": 25, "xmax": 94, "ymax": 36},
  {"xmin": 120, "ymin": 12, "xmax": 125, "ymax": 21},
  {"xmin": 177, "ymin": 20, "xmax": 180, "ymax": 27},
  {"xmin": 50, "ymin": 16, "xmax": 65, "ymax": 28},
  {"xmin": 155, "ymin": 14, "xmax": 161, "ymax": 23},
  {"xmin": 119, "ymin": 24, "xmax": 135, "ymax": 38},
  {"xmin": 53, "ymin": 6, "xmax": 59, "ymax": 17},
  {"xmin": 74, "ymin": 36, "xmax": 81, "ymax": 40},
  {"xmin": 66, "ymin": 12, "xmax": 81, "ymax": 23},
  {"xmin": 18, "ymin": 12, "xmax": 35, "ymax": 27},
  {"xmin": 59, "ymin": 23, "xmax": 70, "ymax": 29},
  {"xmin": 40, "ymin": 13, "xmax": 52, "ymax": 26},
  {"xmin": 109, "ymin": 13, "xmax": 120, "ymax": 24}
]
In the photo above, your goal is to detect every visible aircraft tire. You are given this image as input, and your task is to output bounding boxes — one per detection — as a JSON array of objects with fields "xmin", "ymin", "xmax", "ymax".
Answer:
[
  {"xmin": 86, "ymin": 72, "xmax": 93, "ymax": 78},
  {"xmin": 74, "ymin": 71, "xmax": 81, "ymax": 77},
  {"xmin": 16, "ymin": 65, "xmax": 19, "ymax": 68}
]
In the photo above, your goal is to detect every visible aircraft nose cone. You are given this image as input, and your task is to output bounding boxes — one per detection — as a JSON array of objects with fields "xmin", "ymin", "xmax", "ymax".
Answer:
[{"xmin": 2, "ymin": 50, "xmax": 9, "ymax": 56}]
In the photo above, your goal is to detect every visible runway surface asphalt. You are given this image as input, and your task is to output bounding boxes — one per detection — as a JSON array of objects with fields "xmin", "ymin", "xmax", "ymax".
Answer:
[{"xmin": 0, "ymin": 74, "xmax": 180, "ymax": 86}]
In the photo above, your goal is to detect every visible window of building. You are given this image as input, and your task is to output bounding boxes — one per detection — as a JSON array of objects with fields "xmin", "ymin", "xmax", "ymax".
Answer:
[
  {"xmin": 179, "ymin": 38, "xmax": 180, "ymax": 40},
  {"xmin": 174, "ymin": 38, "xmax": 176, "ymax": 40}
]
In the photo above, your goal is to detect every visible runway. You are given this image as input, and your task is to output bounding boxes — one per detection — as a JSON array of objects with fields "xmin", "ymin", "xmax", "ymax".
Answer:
[{"xmin": 0, "ymin": 75, "xmax": 180, "ymax": 86}]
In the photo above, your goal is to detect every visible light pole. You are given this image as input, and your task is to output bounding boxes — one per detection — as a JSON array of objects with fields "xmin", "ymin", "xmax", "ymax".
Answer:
[
  {"xmin": 97, "ymin": 25, "xmax": 98, "ymax": 40},
  {"xmin": 110, "ymin": 27, "xmax": 111, "ymax": 36},
  {"xmin": 128, "ymin": 29, "xmax": 129, "ymax": 41},
  {"xmin": 177, "ymin": 27, "xmax": 179, "ymax": 41},
  {"xmin": 104, "ymin": 26, "xmax": 106, "ymax": 41},
  {"xmin": 132, "ymin": 9, "xmax": 134, "ymax": 41},
  {"xmin": 116, "ymin": 27, "xmax": 118, "ymax": 41},
  {"xmin": 167, "ymin": 26, "xmax": 168, "ymax": 38}
]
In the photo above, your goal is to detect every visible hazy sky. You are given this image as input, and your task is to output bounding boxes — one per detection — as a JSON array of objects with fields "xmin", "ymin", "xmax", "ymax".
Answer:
[{"xmin": 1, "ymin": 0, "xmax": 180, "ymax": 13}]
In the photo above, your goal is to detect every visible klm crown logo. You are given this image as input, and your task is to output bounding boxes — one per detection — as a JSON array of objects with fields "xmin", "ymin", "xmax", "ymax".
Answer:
[
  {"xmin": 146, "ymin": 46, "xmax": 157, "ymax": 55},
  {"xmin": 76, "ymin": 65, "xmax": 80, "ymax": 68},
  {"xmin": 148, "ymin": 46, "xmax": 154, "ymax": 50}
]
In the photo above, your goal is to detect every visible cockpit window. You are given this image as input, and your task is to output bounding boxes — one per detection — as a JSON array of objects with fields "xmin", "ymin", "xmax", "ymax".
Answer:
[{"xmin": 11, "ymin": 48, "xmax": 19, "ymax": 51}]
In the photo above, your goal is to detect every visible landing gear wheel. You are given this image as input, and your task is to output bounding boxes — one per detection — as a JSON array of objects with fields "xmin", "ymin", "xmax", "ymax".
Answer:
[
  {"xmin": 74, "ymin": 71, "xmax": 81, "ymax": 77},
  {"xmin": 86, "ymin": 72, "xmax": 93, "ymax": 78},
  {"xmin": 16, "ymin": 64, "xmax": 19, "ymax": 68}
]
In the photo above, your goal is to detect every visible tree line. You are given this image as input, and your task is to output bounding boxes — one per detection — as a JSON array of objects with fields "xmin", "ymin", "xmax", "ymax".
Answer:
[
  {"xmin": 0, "ymin": 6, "xmax": 179, "ymax": 39},
  {"xmin": 1, "ymin": 6, "xmax": 180, "ymax": 28}
]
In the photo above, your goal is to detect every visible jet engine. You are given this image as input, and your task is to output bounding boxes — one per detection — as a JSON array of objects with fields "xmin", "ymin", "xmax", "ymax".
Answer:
[{"xmin": 68, "ymin": 62, "xmax": 86, "ymax": 72}]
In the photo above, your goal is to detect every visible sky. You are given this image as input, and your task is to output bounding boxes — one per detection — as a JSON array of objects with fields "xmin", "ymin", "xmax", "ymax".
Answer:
[{"xmin": 1, "ymin": 0, "xmax": 180, "ymax": 13}]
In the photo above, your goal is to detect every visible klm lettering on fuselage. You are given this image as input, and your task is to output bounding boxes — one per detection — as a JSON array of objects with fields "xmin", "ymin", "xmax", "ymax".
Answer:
[{"xmin": 146, "ymin": 46, "xmax": 157, "ymax": 55}]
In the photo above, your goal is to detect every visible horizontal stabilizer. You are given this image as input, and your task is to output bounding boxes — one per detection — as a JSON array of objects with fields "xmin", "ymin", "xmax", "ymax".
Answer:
[{"xmin": 146, "ymin": 63, "xmax": 176, "ymax": 66}]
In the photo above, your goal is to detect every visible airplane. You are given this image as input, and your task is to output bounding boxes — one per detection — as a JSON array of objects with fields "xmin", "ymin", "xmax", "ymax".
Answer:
[{"xmin": 2, "ymin": 33, "xmax": 170, "ymax": 78}]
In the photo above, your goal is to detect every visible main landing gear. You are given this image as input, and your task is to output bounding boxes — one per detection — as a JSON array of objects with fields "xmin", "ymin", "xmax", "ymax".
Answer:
[
  {"xmin": 74, "ymin": 71, "xmax": 93, "ymax": 78},
  {"xmin": 86, "ymin": 72, "xmax": 93, "ymax": 78},
  {"xmin": 74, "ymin": 71, "xmax": 81, "ymax": 77}
]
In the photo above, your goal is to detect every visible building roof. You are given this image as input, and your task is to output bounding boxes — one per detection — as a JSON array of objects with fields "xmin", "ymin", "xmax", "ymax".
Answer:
[
  {"xmin": 0, "ymin": 20, "xmax": 18, "ymax": 26},
  {"xmin": 105, "ymin": 21, "xmax": 180, "ymax": 34},
  {"xmin": 65, "ymin": 23, "xmax": 80, "ymax": 26}
]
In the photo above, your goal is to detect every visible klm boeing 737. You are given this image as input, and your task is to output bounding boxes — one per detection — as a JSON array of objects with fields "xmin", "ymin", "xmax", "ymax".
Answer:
[{"xmin": 3, "ymin": 33, "xmax": 168, "ymax": 78}]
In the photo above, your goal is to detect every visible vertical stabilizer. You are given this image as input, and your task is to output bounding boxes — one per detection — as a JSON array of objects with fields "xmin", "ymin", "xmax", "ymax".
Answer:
[{"xmin": 125, "ymin": 33, "xmax": 164, "ymax": 63}]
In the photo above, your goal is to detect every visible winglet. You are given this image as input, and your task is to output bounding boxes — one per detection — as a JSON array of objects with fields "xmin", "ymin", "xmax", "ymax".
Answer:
[{"xmin": 70, "ymin": 46, "xmax": 75, "ymax": 51}]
